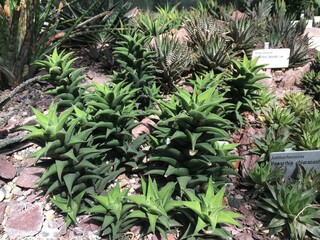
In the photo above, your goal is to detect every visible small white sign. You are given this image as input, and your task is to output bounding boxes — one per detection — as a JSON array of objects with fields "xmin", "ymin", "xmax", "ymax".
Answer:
[
  {"xmin": 252, "ymin": 48, "xmax": 291, "ymax": 68},
  {"xmin": 270, "ymin": 150, "xmax": 320, "ymax": 178}
]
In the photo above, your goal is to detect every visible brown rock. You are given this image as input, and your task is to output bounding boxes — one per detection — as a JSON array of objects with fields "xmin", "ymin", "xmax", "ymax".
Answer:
[
  {"xmin": 279, "ymin": 63, "xmax": 311, "ymax": 89},
  {"xmin": 92, "ymin": 75, "xmax": 111, "ymax": 85},
  {"xmin": 173, "ymin": 27, "xmax": 189, "ymax": 43},
  {"xmin": 0, "ymin": 157, "xmax": 16, "ymax": 180},
  {"xmin": 151, "ymin": 233, "xmax": 176, "ymax": 240},
  {"xmin": 5, "ymin": 201, "xmax": 44, "ymax": 238},
  {"xmin": 76, "ymin": 215, "xmax": 101, "ymax": 232},
  {"xmin": 230, "ymin": 10, "xmax": 247, "ymax": 20},
  {"xmin": 16, "ymin": 167, "xmax": 45, "ymax": 189},
  {"xmin": 0, "ymin": 202, "xmax": 7, "ymax": 223}
]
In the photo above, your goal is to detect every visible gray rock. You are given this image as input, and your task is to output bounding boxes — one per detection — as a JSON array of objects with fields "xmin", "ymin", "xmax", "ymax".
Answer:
[{"xmin": 39, "ymin": 217, "xmax": 66, "ymax": 238}]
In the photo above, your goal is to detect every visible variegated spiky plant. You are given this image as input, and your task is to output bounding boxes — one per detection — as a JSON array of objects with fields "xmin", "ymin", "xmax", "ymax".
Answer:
[
  {"xmin": 151, "ymin": 36, "xmax": 193, "ymax": 92},
  {"xmin": 185, "ymin": 13, "xmax": 227, "ymax": 47},
  {"xmin": 228, "ymin": 18, "xmax": 264, "ymax": 56},
  {"xmin": 184, "ymin": 14, "xmax": 233, "ymax": 73}
]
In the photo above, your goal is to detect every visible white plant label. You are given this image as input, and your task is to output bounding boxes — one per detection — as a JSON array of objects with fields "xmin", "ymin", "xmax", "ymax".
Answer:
[
  {"xmin": 252, "ymin": 48, "xmax": 291, "ymax": 68},
  {"xmin": 270, "ymin": 150, "xmax": 320, "ymax": 178}
]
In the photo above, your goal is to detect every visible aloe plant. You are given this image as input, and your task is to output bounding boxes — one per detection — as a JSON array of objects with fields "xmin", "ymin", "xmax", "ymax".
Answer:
[
  {"xmin": 295, "ymin": 110, "xmax": 320, "ymax": 150},
  {"xmin": 36, "ymin": 48, "xmax": 85, "ymax": 109},
  {"xmin": 296, "ymin": 165, "xmax": 320, "ymax": 196},
  {"xmin": 262, "ymin": 104, "xmax": 296, "ymax": 129},
  {"xmin": 257, "ymin": 182, "xmax": 320, "ymax": 239},
  {"xmin": 147, "ymin": 86, "xmax": 238, "ymax": 188},
  {"xmin": 251, "ymin": 127, "xmax": 295, "ymax": 162},
  {"xmin": 112, "ymin": 32, "xmax": 158, "ymax": 109},
  {"xmin": 284, "ymin": 92, "xmax": 314, "ymax": 118},
  {"xmin": 224, "ymin": 55, "xmax": 267, "ymax": 124},
  {"xmin": 242, "ymin": 161, "xmax": 284, "ymax": 198},
  {"xmin": 86, "ymin": 183, "xmax": 135, "ymax": 239},
  {"xmin": 127, "ymin": 177, "xmax": 182, "ymax": 237},
  {"xmin": 181, "ymin": 178, "xmax": 242, "ymax": 239}
]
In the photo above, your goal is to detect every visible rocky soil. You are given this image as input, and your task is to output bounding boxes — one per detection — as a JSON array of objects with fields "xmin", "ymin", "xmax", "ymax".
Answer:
[{"xmin": 0, "ymin": 34, "xmax": 318, "ymax": 239}]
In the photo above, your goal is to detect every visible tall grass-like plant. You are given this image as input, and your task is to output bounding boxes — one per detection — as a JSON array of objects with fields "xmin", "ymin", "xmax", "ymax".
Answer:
[
  {"xmin": 0, "ymin": 0, "xmax": 62, "ymax": 89},
  {"xmin": 0, "ymin": 0, "xmax": 104, "ymax": 90}
]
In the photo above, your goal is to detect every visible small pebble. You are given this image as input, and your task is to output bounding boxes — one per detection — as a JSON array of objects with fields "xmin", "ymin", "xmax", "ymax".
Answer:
[
  {"xmin": 5, "ymin": 192, "xmax": 13, "ymax": 200},
  {"xmin": 44, "ymin": 202, "xmax": 52, "ymax": 211},
  {"xmin": 14, "ymin": 155, "xmax": 24, "ymax": 161},
  {"xmin": 16, "ymin": 196, "xmax": 25, "ymax": 201},
  {"xmin": 129, "ymin": 178, "xmax": 137, "ymax": 184},
  {"xmin": 235, "ymin": 194, "xmax": 243, "ymax": 200},
  {"xmin": 44, "ymin": 210, "xmax": 55, "ymax": 221},
  {"xmin": 11, "ymin": 186, "xmax": 21, "ymax": 195},
  {"xmin": 3, "ymin": 185, "xmax": 12, "ymax": 197}
]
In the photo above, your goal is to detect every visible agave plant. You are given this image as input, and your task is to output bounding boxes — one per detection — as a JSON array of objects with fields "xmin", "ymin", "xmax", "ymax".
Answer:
[
  {"xmin": 257, "ymin": 182, "xmax": 320, "ymax": 239},
  {"xmin": 262, "ymin": 104, "xmax": 297, "ymax": 129},
  {"xmin": 251, "ymin": 127, "xmax": 295, "ymax": 162},
  {"xmin": 127, "ymin": 177, "xmax": 182, "ymax": 237},
  {"xmin": 36, "ymin": 48, "xmax": 85, "ymax": 109},
  {"xmin": 112, "ymin": 32, "xmax": 159, "ymax": 109},
  {"xmin": 20, "ymin": 104, "xmax": 105, "ymax": 226},
  {"xmin": 224, "ymin": 55, "xmax": 267, "ymax": 124},
  {"xmin": 86, "ymin": 183, "xmax": 135, "ymax": 239},
  {"xmin": 242, "ymin": 161, "xmax": 284, "ymax": 198},
  {"xmin": 294, "ymin": 109, "xmax": 320, "ymax": 150}
]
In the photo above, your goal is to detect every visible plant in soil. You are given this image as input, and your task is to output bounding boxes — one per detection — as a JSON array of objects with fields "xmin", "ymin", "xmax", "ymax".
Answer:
[
  {"xmin": 242, "ymin": 161, "xmax": 284, "ymax": 198},
  {"xmin": 147, "ymin": 85, "xmax": 238, "ymax": 188},
  {"xmin": 257, "ymin": 181, "xmax": 320, "ymax": 239}
]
